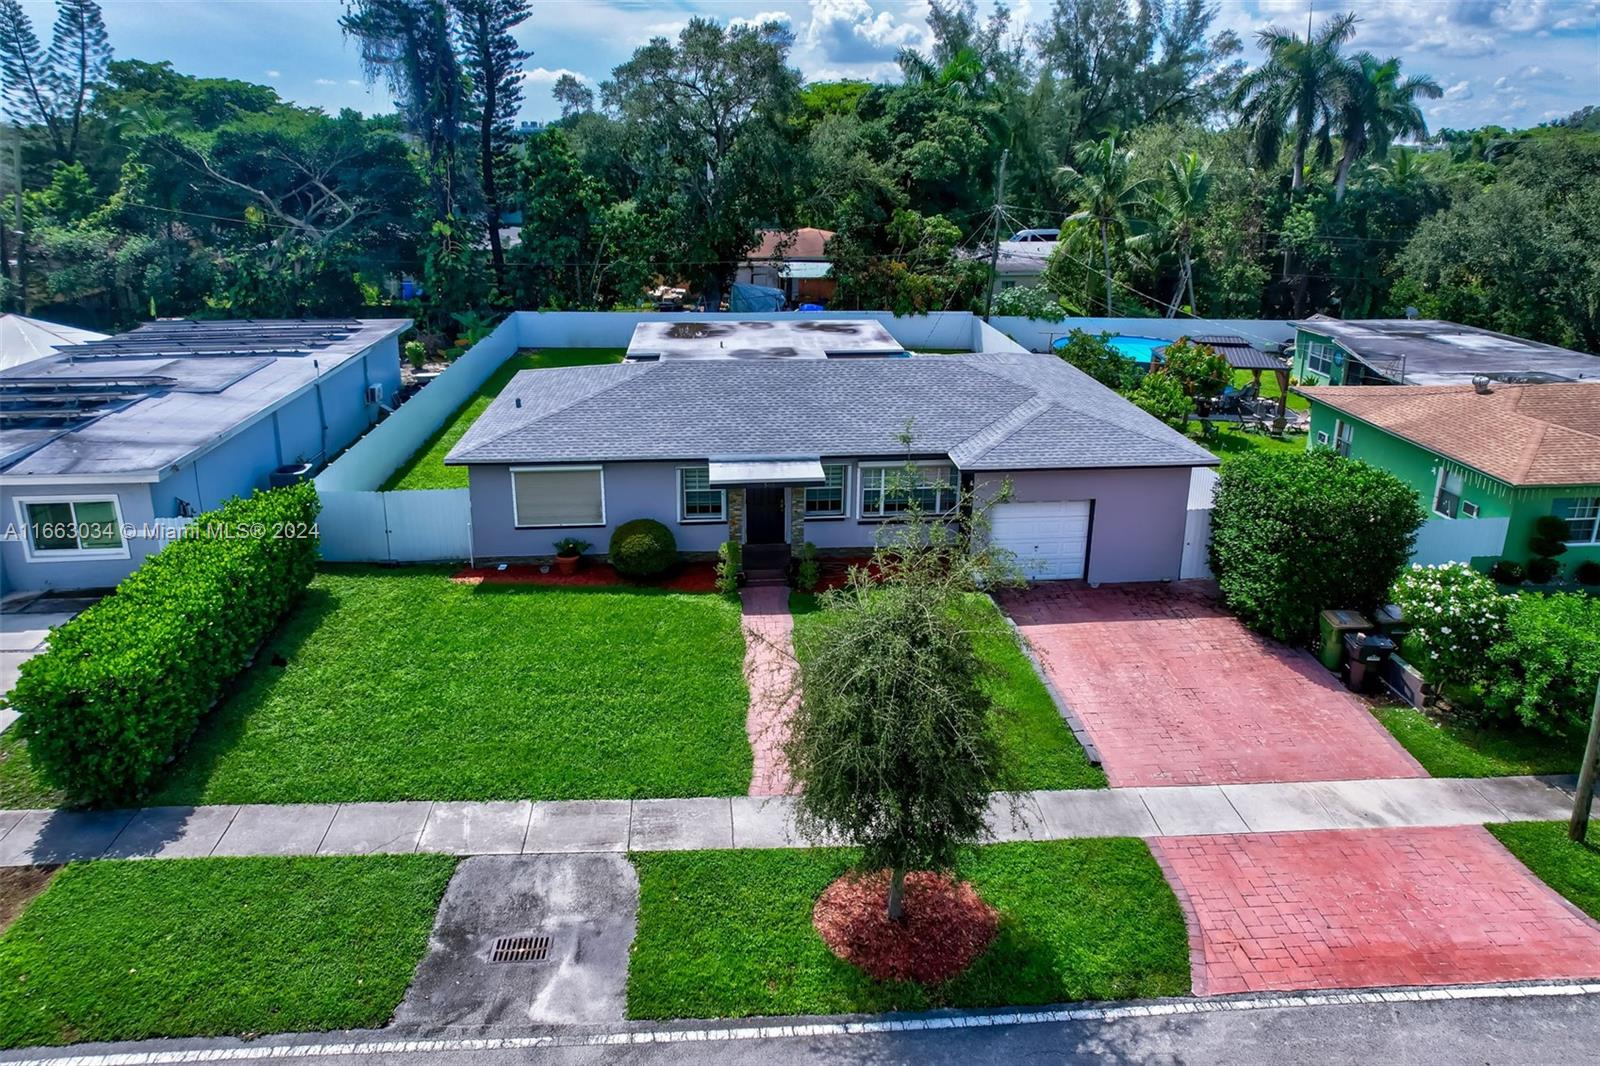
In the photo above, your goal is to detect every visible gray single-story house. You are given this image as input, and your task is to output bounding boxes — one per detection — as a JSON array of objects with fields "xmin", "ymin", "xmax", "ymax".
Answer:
[
  {"xmin": 444, "ymin": 353, "xmax": 1218, "ymax": 584},
  {"xmin": 1, "ymin": 318, "xmax": 409, "ymax": 594}
]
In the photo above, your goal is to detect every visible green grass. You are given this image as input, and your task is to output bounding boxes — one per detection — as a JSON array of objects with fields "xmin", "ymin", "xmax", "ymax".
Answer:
[
  {"xmin": 627, "ymin": 841, "xmax": 1189, "ymax": 1019},
  {"xmin": 789, "ymin": 593, "xmax": 1105, "ymax": 791},
  {"xmin": 383, "ymin": 348, "xmax": 625, "ymax": 490},
  {"xmin": 0, "ymin": 566, "xmax": 751, "ymax": 808},
  {"xmin": 1488, "ymin": 822, "xmax": 1600, "ymax": 922},
  {"xmin": 1373, "ymin": 705, "xmax": 1585, "ymax": 778},
  {"xmin": 0, "ymin": 855, "xmax": 456, "ymax": 1049},
  {"xmin": 1187, "ymin": 420, "xmax": 1307, "ymax": 462},
  {"xmin": 1233, "ymin": 367, "xmax": 1309, "ymax": 411},
  {"xmin": 0, "ymin": 734, "xmax": 61, "ymax": 811}
]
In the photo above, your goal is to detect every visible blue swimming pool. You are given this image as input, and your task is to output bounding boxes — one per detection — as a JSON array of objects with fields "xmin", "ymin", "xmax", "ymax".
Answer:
[{"xmin": 1053, "ymin": 334, "xmax": 1168, "ymax": 364}]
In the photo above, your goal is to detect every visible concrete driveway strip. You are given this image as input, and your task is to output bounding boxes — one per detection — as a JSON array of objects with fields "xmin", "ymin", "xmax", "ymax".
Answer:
[
  {"xmin": 419, "ymin": 802, "xmax": 534, "ymax": 856},
  {"xmin": 985, "ymin": 792, "xmax": 1052, "ymax": 842},
  {"xmin": 729, "ymin": 795, "xmax": 804, "ymax": 848},
  {"xmin": 629, "ymin": 798, "xmax": 733, "ymax": 851},
  {"xmin": 523, "ymin": 800, "xmax": 631, "ymax": 853},
  {"xmin": 1135, "ymin": 785, "xmax": 1249, "ymax": 835},
  {"xmin": 1031, "ymin": 788, "xmax": 1159, "ymax": 838},
  {"xmin": 1316, "ymin": 777, "xmax": 1512, "ymax": 829},
  {"xmin": 210, "ymin": 803, "xmax": 338, "ymax": 857},
  {"xmin": 318, "ymin": 802, "xmax": 432, "ymax": 855},
  {"xmin": 0, "ymin": 809, "xmax": 134, "ymax": 865},
  {"xmin": 103, "ymin": 805, "xmax": 240, "ymax": 859},
  {"xmin": 1470, "ymin": 775, "xmax": 1580, "ymax": 820}
]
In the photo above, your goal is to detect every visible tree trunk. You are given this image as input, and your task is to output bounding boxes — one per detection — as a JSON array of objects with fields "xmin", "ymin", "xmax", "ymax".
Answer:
[
  {"xmin": 0, "ymin": 215, "xmax": 11, "ymax": 313},
  {"xmin": 1099, "ymin": 220, "xmax": 1114, "ymax": 315},
  {"xmin": 886, "ymin": 867, "xmax": 907, "ymax": 922},
  {"xmin": 1291, "ymin": 134, "xmax": 1307, "ymax": 192},
  {"xmin": 480, "ymin": 59, "xmax": 505, "ymax": 296},
  {"xmin": 1332, "ymin": 143, "xmax": 1357, "ymax": 203}
]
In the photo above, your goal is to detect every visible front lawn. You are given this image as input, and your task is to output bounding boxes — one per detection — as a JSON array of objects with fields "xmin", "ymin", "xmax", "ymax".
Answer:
[
  {"xmin": 0, "ymin": 855, "xmax": 456, "ymax": 1049},
  {"xmin": 384, "ymin": 348, "xmax": 625, "ymax": 490},
  {"xmin": 1488, "ymin": 822, "xmax": 1600, "ymax": 922},
  {"xmin": 0, "ymin": 567, "xmax": 751, "ymax": 808},
  {"xmin": 1373, "ymin": 705, "xmax": 1584, "ymax": 778},
  {"xmin": 627, "ymin": 841, "xmax": 1189, "ymax": 1019},
  {"xmin": 790, "ymin": 592, "xmax": 1106, "ymax": 791}
]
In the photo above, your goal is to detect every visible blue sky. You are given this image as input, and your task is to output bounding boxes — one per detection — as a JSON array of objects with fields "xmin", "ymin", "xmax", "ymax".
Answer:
[{"xmin": 38, "ymin": 1, "xmax": 1600, "ymax": 129}]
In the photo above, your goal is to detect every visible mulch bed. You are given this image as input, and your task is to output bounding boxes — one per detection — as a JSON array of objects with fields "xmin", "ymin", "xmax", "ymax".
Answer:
[
  {"xmin": 451, "ymin": 561, "xmax": 719, "ymax": 593},
  {"xmin": 812, "ymin": 869, "xmax": 999, "ymax": 984},
  {"xmin": 0, "ymin": 865, "xmax": 59, "ymax": 934}
]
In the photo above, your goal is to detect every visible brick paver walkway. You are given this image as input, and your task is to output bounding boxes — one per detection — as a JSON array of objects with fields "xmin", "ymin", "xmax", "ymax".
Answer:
[
  {"xmin": 1152, "ymin": 826, "xmax": 1600, "ymax": 995},
  {"xmin": 999, "ymin": 582, "xmax": 1425, "ymax": 787},
  {"xmin": 739, "ymin": 586, "xmax": 798, "ymax": 796}
]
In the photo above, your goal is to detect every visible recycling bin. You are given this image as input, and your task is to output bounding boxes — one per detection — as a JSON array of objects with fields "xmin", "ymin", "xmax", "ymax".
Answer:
[
  {"xmin": 1319, "ymin": 609, "xmax": 1372, "ymax": 671},
  {"xmin": 1342, "ymin": 631, "xmax": 1397, "ymax": 694}
]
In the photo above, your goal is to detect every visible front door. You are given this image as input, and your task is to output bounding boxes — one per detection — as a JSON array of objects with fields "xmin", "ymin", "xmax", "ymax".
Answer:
[{"xmin": 746, "ymin": 484, "xmax": 786, "ymax": 544}]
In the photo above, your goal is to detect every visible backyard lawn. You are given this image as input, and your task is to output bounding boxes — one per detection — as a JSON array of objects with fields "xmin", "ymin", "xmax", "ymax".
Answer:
[
  {"xmin": 1373, "ymin": 705, "xmax": 1585, "ymax": 778},
  {"xmin": 789, "ymin": 592, "xmax": 1106, "ymax": 791},
  {"xmin": 1, "ymin": 566, "xmax": 750, "ymax": 808},
  {"xmin": 1187, "ymin": 420, "xmax": 1307, "ymax": 462},
  {"xmin": 1234, "ymin": 367, "xmax": 1309, "ymax": 411},
  {"xmin": 627, "ymin": 841, "xmax": 1189, "ymax": 1019},
  {"xmin": 0, "ymin": 854, "xmax": 455, "ymax": 1049},
  {"xmin": 383, "ymin": 347, "xmax": 625, "ymax": 490},
  {"xmin": 1488, "ymin": 822, "xmax": 1600, "ymax": 922}
]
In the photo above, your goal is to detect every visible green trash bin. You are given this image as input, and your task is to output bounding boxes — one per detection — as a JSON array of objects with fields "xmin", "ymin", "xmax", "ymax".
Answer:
[{"xmin": 1318, "ymin": 609, "xmax": 1371, "ymax": 671}]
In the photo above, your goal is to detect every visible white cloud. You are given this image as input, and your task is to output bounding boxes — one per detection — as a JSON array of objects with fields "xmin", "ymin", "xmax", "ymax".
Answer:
[
  {"xmin": 1442, "ymin": 79, "xmax": 1473, "ymax": 101},
  {"xmin": 314, "ymin": 77, "xmax": 337, "ymax": 86},
  {"xmin": 522, "ymin": 66, "xmax": 591, "ymax": 85},
  {"xmin": 265, "ymin": 69, "xmax": 281, "ymax": 80},
  {"xmin": 804, "ymin": 0, "xmax": 928, "ymax": 64},
  {"xmin": 1512, "ymin": 63, "xmax": 1572, "ymax": 84},
  {"xmin": 730, "ymin": 10, "xmax": 793, "ymax": 30}
]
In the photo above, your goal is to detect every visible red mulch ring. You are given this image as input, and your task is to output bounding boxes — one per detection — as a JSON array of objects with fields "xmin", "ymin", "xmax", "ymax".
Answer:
[
  {"xmin": 451, "ymin": 561, "xmax": 719, "ymax": 593},
  {"xmin": 812, "ymin": 869, "xmax": 999, "ymax": 984},
  {"xmin": 812, "ymin": 557, "xmax": 879, "ymax": 592}
]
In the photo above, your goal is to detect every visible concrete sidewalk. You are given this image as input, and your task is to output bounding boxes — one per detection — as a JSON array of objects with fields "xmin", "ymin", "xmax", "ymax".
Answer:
[{"xmin": 0, "ymin": 773, "xmax": 1579, "ymax": 866}]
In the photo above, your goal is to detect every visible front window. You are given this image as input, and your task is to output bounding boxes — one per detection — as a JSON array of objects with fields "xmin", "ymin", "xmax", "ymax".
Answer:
[
  {"xmin": 1333, "ymin": 419, "xmax": 1353, "ymax": 457},
  {"xmin": 859, "ymin": 464, "xmax": 959, "ymax": 519},
  {"xmin": 1306, "ymin": 340, "xmax": 1336, "ymax": 377},
  {"xmin": 803, "ymin": 464, "xmax": 848, "ymax": 518},
  {"xmin": 679, "ymin": 466, "xmax": 726, "ymax": 522},
  {"xmin": 511, "ymin": 467, "xmax": 604, "ymax": 527},
  {"xmin": 1555, "ymin": 497, "xmax": 1600, "ymax": 544},
  {"xmin": 19, "ymin": 498, "xmax": 126, "ymax": 559},
  {"xmin": 1434, "ymin": 470, "xmax": 1464, "ymax": 518}
]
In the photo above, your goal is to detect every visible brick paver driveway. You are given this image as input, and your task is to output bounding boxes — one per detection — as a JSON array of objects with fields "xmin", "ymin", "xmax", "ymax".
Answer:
[
  {"xmin": 999, "ymin": 582, "xmax": 1424, "ymax": 787},
  {"xmin": 1152, "ymin": 826, "xmax": 1600, "ymax": 994}
]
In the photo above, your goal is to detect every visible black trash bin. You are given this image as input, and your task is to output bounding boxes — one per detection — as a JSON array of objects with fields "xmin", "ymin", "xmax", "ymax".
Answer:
[{"xmin": 1342, "ymin": 631, "xmax": 1397, "ymax": 694}]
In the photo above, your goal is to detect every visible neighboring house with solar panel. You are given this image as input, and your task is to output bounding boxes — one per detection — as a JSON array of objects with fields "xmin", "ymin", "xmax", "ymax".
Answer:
[{"xmin": 0, "ymin": 318, "xmax": 409, "ymax": 594}]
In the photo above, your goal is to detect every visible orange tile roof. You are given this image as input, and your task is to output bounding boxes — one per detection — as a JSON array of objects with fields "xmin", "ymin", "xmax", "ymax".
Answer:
[{"xmin": 1295, "ymin": 382, "xmax": 1600, "ymax": 487}]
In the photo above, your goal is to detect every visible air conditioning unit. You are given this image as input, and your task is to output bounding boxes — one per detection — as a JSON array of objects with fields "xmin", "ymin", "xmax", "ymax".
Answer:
[{"xmin": 366, "ymin": 383, "xmax": 385, "ymax": 404}]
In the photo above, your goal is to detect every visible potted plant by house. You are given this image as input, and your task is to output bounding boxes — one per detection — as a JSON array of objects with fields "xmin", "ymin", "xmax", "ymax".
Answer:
[{"xmin": 552, "ymin": 537, "xmax": 591, "ymax": 576}]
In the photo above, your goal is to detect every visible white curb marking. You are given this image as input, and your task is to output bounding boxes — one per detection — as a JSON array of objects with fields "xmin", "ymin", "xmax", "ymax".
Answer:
[{"xmin": 7, "ymin": 982, "xmax": 1600, "ymax": 1064}]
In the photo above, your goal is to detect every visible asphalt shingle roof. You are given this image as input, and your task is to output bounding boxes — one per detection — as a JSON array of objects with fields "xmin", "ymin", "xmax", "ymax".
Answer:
[
  {"xmin": 1296, "ymin": 382, "xmax": 1600, "ymax": 487},
  {"xmin": 446, "ymin": 353, "xmax": 1217, "ymax": 471}
]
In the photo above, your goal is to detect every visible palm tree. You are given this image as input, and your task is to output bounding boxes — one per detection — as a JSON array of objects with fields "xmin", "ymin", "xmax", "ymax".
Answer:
[
  {"xmin": 1331, "ymin": 54, "xmax": 1441, "ymax": 201},
  {"xmin": 1230, "ymin": 12, "xmax": 1359, "ymax": 191},
  {"xmin": 1153, "ymin": 152, "xmax": 1212, "ymax": 316},
  {"xmin": 1366, "ymin": 144, "xmax": 1437, "ymax": 190},
  {"xmin": 1058, "ymin": 134, "xmax": 1152, "ymax": 315}
]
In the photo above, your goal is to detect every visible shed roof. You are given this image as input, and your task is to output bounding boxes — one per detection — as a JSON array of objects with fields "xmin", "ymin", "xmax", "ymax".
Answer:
[
  {"xmin": 1293, "ymin": 315, "xmax": 1600, "ymax": 386},
  {"xmin": 0, "ymin": 314, "xmax": 107, "ymax": 372},
  {"xmin": 744, "ymin": 227, "xmax": 834, "ymax": 261},
  {"xmin": 447, "ymin": 352, "xmax": 1217, "ymax": 472},
  {"xmin": 1183, "ymin": 334, "xmax": 1287, "ymax": 372},
  {"xmin": 1295, "ymin": 382, "xmax": 1600, "ymax": 487}
]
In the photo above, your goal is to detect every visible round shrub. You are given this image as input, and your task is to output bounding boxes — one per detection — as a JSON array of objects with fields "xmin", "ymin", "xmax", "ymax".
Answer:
[
  {"xmin": 1389, "ymin": 562, "xmax": 1509, "ymax": 689},
  {"xmin": 608, "ymin": 518, "xmax": 677, "ymax": 579},
  {"xmin": 1525, "ymin": 556, "xmax": 1559, "ymax": 584},
  {"xmin": 1489, "ymin": 559, "xmax": 1525, "ymax": 585},
  {"xmin": 1484, "ymin": 591, "xmax": 1600, "ymax": 736},
  {"xmin": 1576, "ymin": 559, "xmax": 1600, "ymax": 586},
  {"xmin": 1208, "ymin": 449, "xmax": 1426, "ymax": 644}
]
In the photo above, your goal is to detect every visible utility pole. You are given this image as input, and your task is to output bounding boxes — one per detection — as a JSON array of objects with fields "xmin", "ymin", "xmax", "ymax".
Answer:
[
  {"xmin": 1570, "ymin": 677, "xmax": 1599, "ymax": 842},
  {"xmin": 982, "ymin": 149, "xmax": 1009, "ymax": 323},
  {"xmin": 13, "ymin": 132, "xmax": 26, "ymax": 315}
]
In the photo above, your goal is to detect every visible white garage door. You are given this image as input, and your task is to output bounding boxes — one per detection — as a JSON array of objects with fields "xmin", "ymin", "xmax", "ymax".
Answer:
[{"xmin": 989, "ymin": 501, "xmax": 1091, "ymax": 580}]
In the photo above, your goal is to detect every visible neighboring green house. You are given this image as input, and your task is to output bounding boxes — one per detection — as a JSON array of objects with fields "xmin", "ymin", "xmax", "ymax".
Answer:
[
  {"xmin": 1291, "ymin": 314, "xmax": 1600, "ymax": 387},
  {"xmin": 1296, "ymin": 381, "xmax": 1600, "ymax": 572}
]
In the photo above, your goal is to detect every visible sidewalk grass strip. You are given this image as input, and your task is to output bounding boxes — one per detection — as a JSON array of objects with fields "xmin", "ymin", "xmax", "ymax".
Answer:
[
  {"xmin": 627, "ymin": 840, "xmax": 1188, "ymax": 1019},
  {"xmin": 128, "ymin": 567, "xmax": 749, "ymax": 806},
  {"xmin": 1488, "ymin": 822, "xmax": 1600, "ymax": 922},
  {"xmin": 383, "ymin": 348, "xmax": 625, "ymax": 491},
  {"xmin": 1374, "ymin": 706, "xmax": 1584, "ymax": 778},
  {"xmin": 790, "ymin": 593, "xmax": 1106, "ymax": 791},
  {"xmin": 0, "ymin": 854, "xmax": 457, "ymax": 1049}
]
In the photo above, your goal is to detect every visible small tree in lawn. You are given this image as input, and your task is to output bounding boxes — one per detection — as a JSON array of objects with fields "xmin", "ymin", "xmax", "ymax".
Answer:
[
  {"xmin": 1154, "ymin": 338, "xmax": 1230, "ymax": 406},
  {"xmin": 785, "ymin": 451, "xmax": 1019, "ymax": 922}
]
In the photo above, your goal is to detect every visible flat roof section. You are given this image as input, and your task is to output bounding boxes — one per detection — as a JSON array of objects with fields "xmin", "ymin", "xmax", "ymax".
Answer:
[
  {"xmin": 625, "ymin": 319, "xmax": 906, "ymax": 361},
  {"xmin": 1294, "ymin": 315, "xmax": 1600, "ymax": 386}
]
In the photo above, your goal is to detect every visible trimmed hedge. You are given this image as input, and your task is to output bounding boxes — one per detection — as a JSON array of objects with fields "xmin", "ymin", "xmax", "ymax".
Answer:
[
  {"xmin": 10, "ymin": 484, "xmax": 320, "ymax": 805},
  {"xmin": 1208, "ymin": 449, "xmax": 1425, "ymax": 644},
  {"xmin": 1484, "ymin": 592, "xmax": 1600, "ymax": 736},
  {"xmin": 609, "ymin": 518, "xmax": 677, "ymax": 579}
]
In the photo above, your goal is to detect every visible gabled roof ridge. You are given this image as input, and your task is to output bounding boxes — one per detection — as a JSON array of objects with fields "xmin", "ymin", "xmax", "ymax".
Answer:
[
  {"xmin": 951, "ymin": 394, "xmax": 1053, "ymax": 465},
  {"xmin": 1512, "ymin": 421, "xmax": 1549, "ymax": 482},
  {"xmin": 449, "ymin": 361, "xmax": 652, "ymax": 461}
]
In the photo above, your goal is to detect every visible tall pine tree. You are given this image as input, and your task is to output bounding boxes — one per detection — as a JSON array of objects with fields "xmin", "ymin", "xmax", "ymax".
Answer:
[{"xmin": 453, "ymin": 0, "xmax": 529, "ymax": 293}]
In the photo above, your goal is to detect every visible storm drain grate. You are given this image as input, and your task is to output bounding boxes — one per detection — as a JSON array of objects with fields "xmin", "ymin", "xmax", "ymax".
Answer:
[{"xmin": 490, "ymin": 935, "xmax": 551, "ymax": 963}]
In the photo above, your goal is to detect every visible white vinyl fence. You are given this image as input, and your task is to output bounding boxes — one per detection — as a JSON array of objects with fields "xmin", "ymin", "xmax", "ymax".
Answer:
[
  {"xmin": 318, "ymin": 489, "xmax": 472, "ymax": 563},
  {"xmin": 1410, "ymin": 515, "xmax": 1510, "ymax": 566},
  {"xmin": 1180, "ymin": 468, "xmax": 1219, "ymax": 580}
]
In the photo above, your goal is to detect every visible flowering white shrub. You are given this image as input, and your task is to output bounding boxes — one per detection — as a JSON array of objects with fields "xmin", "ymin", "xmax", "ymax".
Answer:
[{"xmin": 1389, "ymin": 562, "xmax": 1511, "ymax": 688}]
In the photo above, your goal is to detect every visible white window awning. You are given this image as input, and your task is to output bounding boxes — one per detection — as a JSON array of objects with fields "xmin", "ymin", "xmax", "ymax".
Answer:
[
  {"xmin": 706, "ymin": 457, "xmax": 827, "ymax": 486},
  {"xmin": 778, "ymin": 261, "xmax": 833, "ymax": 280}
]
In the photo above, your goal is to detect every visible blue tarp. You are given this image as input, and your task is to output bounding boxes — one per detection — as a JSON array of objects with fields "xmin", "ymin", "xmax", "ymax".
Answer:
[{"xmin": 727, "ymin": 282, "xmax": 786, "ymax": 312}]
